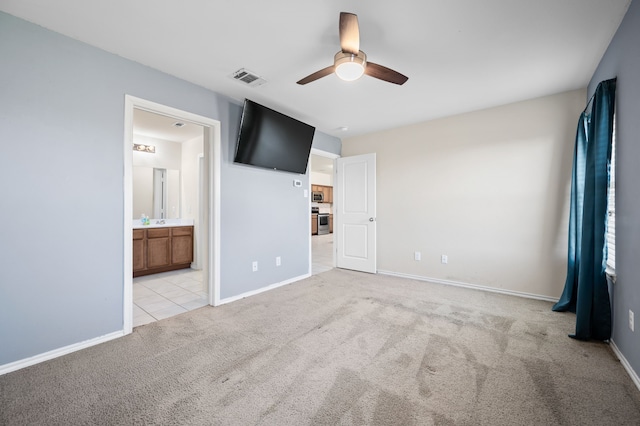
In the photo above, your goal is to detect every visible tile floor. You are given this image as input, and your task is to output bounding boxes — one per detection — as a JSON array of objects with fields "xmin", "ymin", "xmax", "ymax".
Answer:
[
  {"xmin": 133, "ymin": 268, "xmax": 208, "ymax": 327},
  {"xmin": 312, "ymin": 233, "xmax": 334, "ymax": 275},
  {"xmin": 133, "ymin": 235, "xmax": 333, "ymax": 327}
]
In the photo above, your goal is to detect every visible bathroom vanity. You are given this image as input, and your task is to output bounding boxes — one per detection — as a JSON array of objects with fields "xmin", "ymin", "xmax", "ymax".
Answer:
[{"xmin": 133, "ymin": 223, "xmax": 193, "ymax": 277}]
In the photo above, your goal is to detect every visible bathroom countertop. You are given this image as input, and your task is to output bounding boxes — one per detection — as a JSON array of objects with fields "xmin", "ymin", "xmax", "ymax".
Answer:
[{"xmin": 133, "ymin": 218, "xmax": 194, "ymax": 229}]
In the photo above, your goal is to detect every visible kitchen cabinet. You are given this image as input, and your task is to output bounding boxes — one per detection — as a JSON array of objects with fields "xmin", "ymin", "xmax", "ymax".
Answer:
[
  {"xmin": 133, "ymin": 226, "xmax": 194, "ymax": 277},
  {"xmin": 312, "ymin": 214, "xmax": 318, "ymax": 235},
  {"xmin": 312, "ymin": 184, "xmax": 333, "ymax": 203},
  {"xmin": 330, "ymin": 214, "xmax": 333, "ymax": 233},
  {"xmin": 324, "ymin": 186, "xmax": 333, "ymax": 203}
]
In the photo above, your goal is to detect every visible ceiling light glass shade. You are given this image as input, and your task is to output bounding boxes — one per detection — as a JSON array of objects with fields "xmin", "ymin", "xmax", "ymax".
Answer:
[
  {"xmin": 336, "ymin": 62, "xmax": 364, "ymax": 81},
  {"xmin": 334, "ymin": 51, "xmax": 367, "ymax": 81}
]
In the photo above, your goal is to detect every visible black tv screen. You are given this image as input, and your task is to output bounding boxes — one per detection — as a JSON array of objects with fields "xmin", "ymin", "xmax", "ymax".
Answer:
[{"xmin": 234, "ymin": 99, "xmax": 316, "ymax": 174}]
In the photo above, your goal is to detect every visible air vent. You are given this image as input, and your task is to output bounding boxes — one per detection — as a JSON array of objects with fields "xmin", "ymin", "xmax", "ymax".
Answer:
[{"xmin": 230, "ymin": 68, "xmax": 267, "ymax": 87}]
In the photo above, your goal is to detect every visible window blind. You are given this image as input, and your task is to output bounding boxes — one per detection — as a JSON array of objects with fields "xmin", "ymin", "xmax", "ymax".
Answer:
[{"xmin": 606, "ymin": 115, "xmax": 616, "ymax": 276}]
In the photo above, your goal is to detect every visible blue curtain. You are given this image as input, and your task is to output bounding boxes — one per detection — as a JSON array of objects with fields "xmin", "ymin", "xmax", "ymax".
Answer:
[{"xmin": 553, "ymin": 78, "xmax": 616, "ymax": 341}]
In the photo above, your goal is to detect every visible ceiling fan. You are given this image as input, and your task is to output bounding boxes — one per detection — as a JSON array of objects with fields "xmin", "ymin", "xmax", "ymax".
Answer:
[{"xmin": 297, "ymin": 12, "xmax": 409, "ymax": 86}]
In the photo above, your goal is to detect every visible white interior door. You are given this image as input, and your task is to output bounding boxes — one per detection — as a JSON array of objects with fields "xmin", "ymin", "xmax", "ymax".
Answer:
[{"xmin": 335, "ymin": 153, "xmax": 376, "ymax": 273}]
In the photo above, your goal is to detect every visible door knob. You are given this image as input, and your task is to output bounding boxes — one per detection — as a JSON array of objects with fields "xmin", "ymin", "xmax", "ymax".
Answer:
[{"xmin": 369, "ymin": 217, "xmax": 375, "ymax": 222}]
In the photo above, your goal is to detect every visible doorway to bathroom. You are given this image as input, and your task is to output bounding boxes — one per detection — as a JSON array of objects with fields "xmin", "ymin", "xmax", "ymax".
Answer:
[{"xmin": 123, "ymin": 96, "xmax": 221, "ymax": 334}]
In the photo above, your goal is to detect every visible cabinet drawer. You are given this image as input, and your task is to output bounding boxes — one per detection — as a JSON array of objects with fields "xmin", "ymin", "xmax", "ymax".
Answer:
[
  {"xmin": 147, "ymin": 228, "xmax": 170, "ymax": 239},
  {"xmin": 133, "ymin": 229, "xmax": 145, "ymax": 240},
  {"xmin": 172, "ymin": 226, "xmax": 193, "ymax": 237}
]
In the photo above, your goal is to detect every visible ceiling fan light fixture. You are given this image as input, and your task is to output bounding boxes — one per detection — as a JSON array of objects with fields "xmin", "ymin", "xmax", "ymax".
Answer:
[
  {"xmin": 334, "ymin": 51, "xmax": 366, "ymax": 81},
  {"xmin": 296, "ymin": 13, "xmax": 407, "ymax": 86}
]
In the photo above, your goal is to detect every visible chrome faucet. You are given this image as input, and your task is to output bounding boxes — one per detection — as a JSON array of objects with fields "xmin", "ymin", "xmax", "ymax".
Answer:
[{"xmin": 156, "ymin": 219, "xmax": 166, "ymax": 225}]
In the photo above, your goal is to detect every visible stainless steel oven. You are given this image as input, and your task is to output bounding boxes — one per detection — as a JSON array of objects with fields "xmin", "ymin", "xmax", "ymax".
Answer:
[{"xmin": 317, "ymin": 213, "xmax": 330, "ymax": 235}]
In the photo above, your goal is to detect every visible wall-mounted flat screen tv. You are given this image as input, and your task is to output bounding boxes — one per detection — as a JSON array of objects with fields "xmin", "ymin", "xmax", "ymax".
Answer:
[{"xmin": 234, "ymin": 99, "xmax": 316, "ymax": 174}]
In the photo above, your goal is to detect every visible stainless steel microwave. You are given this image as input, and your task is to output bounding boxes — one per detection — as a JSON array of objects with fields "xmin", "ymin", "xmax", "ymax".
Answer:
[{"xmin": 312, "ymin": 191, "xmax": 324, "ymax": 202}]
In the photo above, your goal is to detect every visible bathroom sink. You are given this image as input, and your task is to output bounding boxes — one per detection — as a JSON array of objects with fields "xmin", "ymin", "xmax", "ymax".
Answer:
[{"xmin": 132, "ymin": 218, "xmax": 194, "ymax": 229}]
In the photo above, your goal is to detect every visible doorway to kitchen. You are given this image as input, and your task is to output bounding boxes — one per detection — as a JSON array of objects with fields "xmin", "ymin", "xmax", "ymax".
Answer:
[
  {"xmin": 310, "ymin": 149, "xmax": 339, "ymax": 275},
  {"xmin": 123, "ymin": 96, "xmax": 221, "ymax": 335}
]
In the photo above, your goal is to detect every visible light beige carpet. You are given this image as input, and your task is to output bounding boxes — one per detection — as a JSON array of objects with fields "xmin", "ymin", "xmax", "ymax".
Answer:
[{"xmin": 2, "ymin": 269, "xmax": 639, "ymax": 425}]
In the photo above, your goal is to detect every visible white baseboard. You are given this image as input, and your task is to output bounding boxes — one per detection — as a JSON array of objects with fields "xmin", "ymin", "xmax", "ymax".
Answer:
[
  {"xmin": 610, "ymin": 339, "xmax": 640, "ymax": 392},
  {"xmin": 218, "ymin": 273, "xmax": 311, "ymax": 306},
  {"xmin": 0, "ymin": 330, "xmax": 124, "ymax": 376},
  {"xmin": 377, "ymin": 270, "xmax": 559, "ymax": 303},
  {"xmin": 4, "ymin": 272, "xmax": 639, "ymax": 395},
  {"xmin": 1, "ymin": 273, "xmax": 312, "ymax": 375}
]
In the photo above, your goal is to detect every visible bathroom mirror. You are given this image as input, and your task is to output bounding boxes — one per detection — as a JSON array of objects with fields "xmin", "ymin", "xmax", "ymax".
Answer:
[{"xmin": 133, "ymin": 167, "xmax": 180, "ymax": 220}]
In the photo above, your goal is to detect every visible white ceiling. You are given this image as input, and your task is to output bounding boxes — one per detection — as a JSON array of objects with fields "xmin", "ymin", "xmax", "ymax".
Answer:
[
  {"xmin": 133, "ymin": 108, "xmax": 203, "ymax": 143},
  {"xmin": 1, "ymin": 1, "xmax": 631, "ymax": 138},
  {"xmin": 310, "ymin": 155, "xmax": 334, "ymax": 176}
]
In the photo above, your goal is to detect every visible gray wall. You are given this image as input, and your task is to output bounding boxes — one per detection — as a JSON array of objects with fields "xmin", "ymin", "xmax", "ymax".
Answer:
[
  {"xmin": 588, "ymin": 0, "xmax": 640, "ymax": 377},
  {"xmin": 311, "ymin": 131, "xmax": 342, "ymax": 154},
  {"xmin": 0, "ymin": 11, "xmax": 340, "ymax": 366}
]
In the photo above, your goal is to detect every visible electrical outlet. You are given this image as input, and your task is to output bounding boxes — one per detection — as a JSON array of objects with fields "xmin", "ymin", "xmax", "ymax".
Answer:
[
  {"xmin": 414, "ymin": 251, "xmax": 421, "ymax": 261},
  {"xmin": 276, "ymin": 256, "xmax": 281, "ymax": 266},
  {"xmin": 252, "ymin": 261, "xmax": 258, "ymax": 272},
  {"xmin": 630, "ymin": 309, "xmax": 635, "ymax": 332},
  {"xmin": 441, "ymin": 255, "xmax": 448, "ymax": 264}
]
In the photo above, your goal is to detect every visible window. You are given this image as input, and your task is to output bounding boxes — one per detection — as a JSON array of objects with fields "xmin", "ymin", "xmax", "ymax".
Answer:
[{"xmin": 605, "ymin": 114, "xmax": 616, "ymax": 278}]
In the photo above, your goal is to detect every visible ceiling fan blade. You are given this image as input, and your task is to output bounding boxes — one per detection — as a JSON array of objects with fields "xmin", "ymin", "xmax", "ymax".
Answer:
[
  {"xmin": 339, "ymin": 12, "xmax": 360, "ymax": 54},
  {"xmin": 364, "ymin": 62, "xmax": 408, "ymax": 85},
  {"xmin": 296, "ymin": 65, "xmax": 335, "ymax": 85}
]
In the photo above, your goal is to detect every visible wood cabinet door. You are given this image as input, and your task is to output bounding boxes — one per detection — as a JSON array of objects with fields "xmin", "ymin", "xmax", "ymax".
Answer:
[
  {"xmin": 172, "ymin": 235, "xmax": 193, "ymax": 264},
  {"xmin": 312, "ymin": 214, "xmax": 318, "ymax": 235},
  {"xmin": 171, "ymin": 227, "xmax": 193, "ymax": 265},
  {"xmin": 133, "ymin": 229, "xmax": 146, "ymax": 272},
  {"xmin": 330, "ymin": 215, "xmax": 333, "ymax": 233},
  {"xmin": 133, "ymin": 238, "xmax": 146, "ymax": 271},
  {"xmin": 147, "ymin": 237, "xmax": 171, "ymax": 268}
]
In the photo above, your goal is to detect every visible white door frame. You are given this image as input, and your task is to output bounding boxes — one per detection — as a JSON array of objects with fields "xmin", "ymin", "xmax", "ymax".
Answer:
[
  {"xmin": 193, "ymin": 153, "xmax": 205, "ymax": 270},
  {"xmin": 308, "ymin": 148, "xmax": 340, "ymax": 275},
  {"xmin": 123, "ymin": 95, "xmax": 222, "ymax": 334}
]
